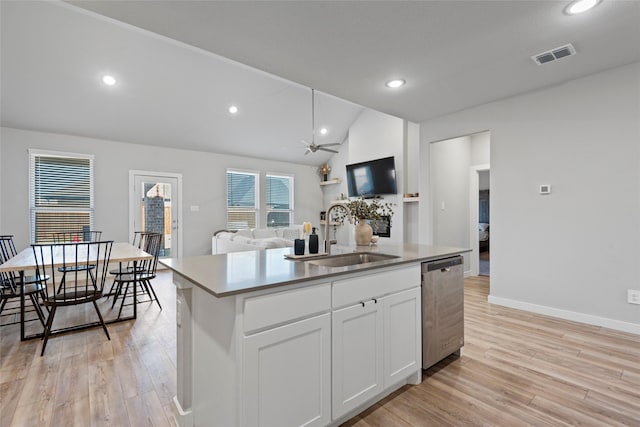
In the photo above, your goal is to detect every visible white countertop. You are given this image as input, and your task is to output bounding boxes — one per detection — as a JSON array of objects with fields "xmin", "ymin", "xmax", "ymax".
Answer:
[{"xmin": 160, "ymin": 243, "xmax": 470, "ymax": 297}]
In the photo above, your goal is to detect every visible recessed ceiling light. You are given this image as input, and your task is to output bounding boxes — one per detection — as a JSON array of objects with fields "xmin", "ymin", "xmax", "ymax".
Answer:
[
  {"xmin": 102, "ymin": 75, "xmax": 116, "ymax": 86},
  {"xmin": 228, "ymin": 105, "xmax": 239, "ymax": 114},
  {"xmin": 385, "ymin": 79, "xmax": 405, "ymax": 89},
  {"xmin": 320, "ymin": 127, "xmax": 328, "ymax": 135},
  {"xmin": 565, "ymin": 0, "xmax": 601, "ymax": 15}
]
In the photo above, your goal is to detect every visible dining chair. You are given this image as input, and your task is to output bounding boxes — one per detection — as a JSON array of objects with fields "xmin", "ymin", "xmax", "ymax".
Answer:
[
  {"xmin": 52, "ymin": 230, "xmax": 102, "ymax": 294},
  {"xmin": 110, "ymin": 232, "xmax": 163, "ymax": 316},
  {"xmin": 32, "ymin": 240, "xmax": 113, "ymax": 356},
  {"xmin": 106, "ymin": 231, "xmax": 144, "ymax": 299},
  {"xmin": 52, "ymin": 230, "xmax": 102, "ymax": 243},
  {"xmin": 0, "ymin": 235, "xmax": 47, "ymax": 328}
]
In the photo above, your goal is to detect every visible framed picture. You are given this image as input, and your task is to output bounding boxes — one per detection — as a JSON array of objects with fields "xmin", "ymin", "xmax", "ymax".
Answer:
[{"xmin": 367, "ymin": 215, "xmax": 390, "ymax": 238}]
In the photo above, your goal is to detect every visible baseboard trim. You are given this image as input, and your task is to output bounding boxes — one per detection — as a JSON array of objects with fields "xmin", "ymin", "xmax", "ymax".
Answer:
[
  {"xmin": 488, "ymin": 295, "xmax": 640, "ymax": 335},
  {"xmin": 172, "ymin": 396, "xmax": 193, "ymax": 427}
]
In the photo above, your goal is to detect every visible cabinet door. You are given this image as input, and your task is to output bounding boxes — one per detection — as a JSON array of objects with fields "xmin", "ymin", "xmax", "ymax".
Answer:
[
  {"xmin": 332, "ymin": 299, "xmax": 383, "ymax": 420},
  {"xmin": 243, "ymin": 313, "xmax": 331, "ymax": 427},
  {"xmin": 384, "ymin": 287, "xmax": 421, "ymax": 388}
]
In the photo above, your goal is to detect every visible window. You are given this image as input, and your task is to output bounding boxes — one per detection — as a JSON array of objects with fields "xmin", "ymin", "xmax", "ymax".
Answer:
[
  {"xmin": 227, "ymin": 170, "xmax": 258, "ymax": 230},
  {"xmin": 29, "ymin": 150, "xmax": 94, "ymax": 243},
  {"xmin": 266, "ymin": 174, "xmax": 293, "ymax": 228}
]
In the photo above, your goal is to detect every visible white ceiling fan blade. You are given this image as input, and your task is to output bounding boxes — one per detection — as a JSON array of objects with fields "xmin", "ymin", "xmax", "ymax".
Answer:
[
  {"xmin": 299, "ymin": 139, "xmax": 311, "ymax": 146},
  {"xmin": 319, "ymin": 142, "xmax": 341, "ymax": 148},
  {"xmin": 318, "ymin": 147, "xmax": 339, "ymax": 154}
]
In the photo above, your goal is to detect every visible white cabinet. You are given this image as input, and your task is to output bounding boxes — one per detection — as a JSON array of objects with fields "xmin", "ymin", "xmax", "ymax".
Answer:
[
  {"xmin": 241, "ymin": 283, "xmax": 332, "ymax": 427},
  {"xmin": 383, "ymin": 287, "xmax": 421, "ymax": 388},
  {"xmin": 174, "ymin": 264, "xmax": 423, "ymax": 427},
  {"xmin": 331, "ymin": 265, "xmax": 422, "ymax": 421},
  {"xmin": 331, "ymin": 299, "xmax": 383, "ymax": 419},
  {"xmin": 243, "ymin": 313, "xmax": 331, "ymax": 427}
]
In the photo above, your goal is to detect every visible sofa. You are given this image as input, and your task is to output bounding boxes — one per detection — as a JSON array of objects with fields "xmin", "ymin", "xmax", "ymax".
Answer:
[{"xmin": 212, "ymin": 225, "xmax": 303, "ymax": 254}]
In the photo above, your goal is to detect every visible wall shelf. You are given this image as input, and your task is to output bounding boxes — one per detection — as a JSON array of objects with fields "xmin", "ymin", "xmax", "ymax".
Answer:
[
  {"xmin": 320, "ymin": 178, "xmax": 341, "ymax": 186},
  {"xmin": 403, "ymin": 197, "xmax": 420, "ymax": 203}
]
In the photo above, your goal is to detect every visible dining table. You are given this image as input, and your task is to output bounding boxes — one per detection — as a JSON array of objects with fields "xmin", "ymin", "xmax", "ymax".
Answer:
[{"xmin": 0, "ymin": 241, "xmax": 152, "ymax": 341}]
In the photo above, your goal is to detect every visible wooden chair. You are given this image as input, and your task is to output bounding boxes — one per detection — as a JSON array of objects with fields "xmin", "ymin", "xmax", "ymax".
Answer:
[
  {"xmin": 32, "ymin": 241, "xmax": 113, "ymax": 356},
  {"xmin": 0, "ymin": 235, "xmax": 47, "ymax": 328},
  {"xmin": 111, "ymin": 232, "xmax": 163, "ymax": 316}
]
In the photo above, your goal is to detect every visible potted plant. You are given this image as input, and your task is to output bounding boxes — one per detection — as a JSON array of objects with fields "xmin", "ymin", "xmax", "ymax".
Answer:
[
  {"xmin": 318, "ymin": 164, "xmax": 331, "ymax": 181},
  {"xmin": 333, "ymin": 198, "xmax": 394, "ymax": 245}
]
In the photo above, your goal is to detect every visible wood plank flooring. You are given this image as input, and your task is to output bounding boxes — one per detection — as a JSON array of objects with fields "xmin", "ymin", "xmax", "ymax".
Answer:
[
  {"xmin": 345, "ymin": 276, "xmax": 640, "ymax": 426},
  {"xmin": 1, "ymin": 271, "xmax": 177, "ymax": 427},
  {"xmin": 2, "ymin": 273, "xmax": 639, "ymax": 426}
]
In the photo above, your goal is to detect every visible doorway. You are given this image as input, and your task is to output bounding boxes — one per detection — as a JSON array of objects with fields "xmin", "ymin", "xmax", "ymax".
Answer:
[
  {"xmin": 478, "ymin": 171, "xmax": 490, "ymax": 276},
  {"xmin": 429, "ymin": 131, "xmax": 490, "ymax": 277},
  {"xmin": 129, "ymin": 171, "xmax": 182, "ymax": 258},
  {"xmin": 469, "ymin": 164, "xmax": 490, "ymax": 277}
]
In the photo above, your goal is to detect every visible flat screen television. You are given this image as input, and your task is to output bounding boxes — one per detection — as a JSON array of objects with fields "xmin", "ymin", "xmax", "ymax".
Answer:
[{"xmin": 345, "ymin": 156, "xmax": 397, "ymax": 198}]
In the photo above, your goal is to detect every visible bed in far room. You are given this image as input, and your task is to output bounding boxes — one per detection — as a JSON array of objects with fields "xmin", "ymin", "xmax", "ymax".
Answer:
[
  {"xmin": 478, "ymin": 188, "xmax": 490, "ymax": 252},
  {"xmin": 479, "ymin": 222, "xmax": 490, "ymax": 252}
]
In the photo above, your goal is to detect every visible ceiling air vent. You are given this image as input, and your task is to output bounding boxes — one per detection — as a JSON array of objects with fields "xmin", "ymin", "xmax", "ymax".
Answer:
[{"xmin": 532, "ymin": 43, "xmax": 576, "ymax": 65}]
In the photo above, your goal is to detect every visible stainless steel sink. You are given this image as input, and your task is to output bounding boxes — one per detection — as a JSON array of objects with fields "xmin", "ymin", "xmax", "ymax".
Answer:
[{"xmin": 307, "ymin": 252, "xmax": 399, "ymax": 268}]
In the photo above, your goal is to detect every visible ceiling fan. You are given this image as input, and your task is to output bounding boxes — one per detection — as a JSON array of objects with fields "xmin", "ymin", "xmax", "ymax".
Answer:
[{"xmin": 300, "ymin": 88, "xmax": 341, "ymax": 155}]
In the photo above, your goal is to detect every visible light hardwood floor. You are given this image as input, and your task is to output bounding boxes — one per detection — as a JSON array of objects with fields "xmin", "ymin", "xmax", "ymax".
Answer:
[{"xmin": 2, "ymin": 273, "xmax": 639, "ymax": 426}]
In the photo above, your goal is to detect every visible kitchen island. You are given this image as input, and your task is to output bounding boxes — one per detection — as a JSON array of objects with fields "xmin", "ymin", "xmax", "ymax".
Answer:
[{"xmin": 161, "ymin": 243, "xmax": 469, "ymax": 427}]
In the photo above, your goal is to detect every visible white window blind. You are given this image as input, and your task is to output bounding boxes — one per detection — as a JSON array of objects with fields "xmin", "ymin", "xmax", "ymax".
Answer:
[
  {"xmin": 29, "ymin": 150, "xmax": 94, "ymax": 243},
  {"xmin": 266, "ymin": 174, "xmax": 293, "ymax": 228},
  {"xmin": 227, "ymin": 170, "xmax": 258, "ymax": 230}
]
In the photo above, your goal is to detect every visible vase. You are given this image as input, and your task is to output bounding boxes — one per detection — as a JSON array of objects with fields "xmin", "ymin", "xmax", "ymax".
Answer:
[{"xmin": 354, "ymin": 220, "xmax": 373, "ymax": 246}]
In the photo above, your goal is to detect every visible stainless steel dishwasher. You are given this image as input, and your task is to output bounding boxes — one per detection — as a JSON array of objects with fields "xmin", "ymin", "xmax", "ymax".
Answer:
[{"xmin": 422, "ymin": 256, "xmax": 464, "ymax": 369}]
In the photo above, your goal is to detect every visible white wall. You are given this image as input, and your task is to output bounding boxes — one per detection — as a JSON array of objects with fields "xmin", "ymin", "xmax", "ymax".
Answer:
[
  {"xmin": 1, "ymin": 127, "xmax": 324, "ymax": 256},
  {"xmin": 478, "ymin": 171, "xmax": 490, "ymax": 191},
  {"xmin": 404, "ymin": 121, "xmax": 420, "ymax": 243},
  {"xmin": 430, "ymin": 136, "xmax": 471, "ymax": 253},
  {"xmin": 321, "ymin": 109, "xmax": 406, "ymax": 245},
  {"xmin": 419, "ymin": 61, "xmax": 640, "ymax": 331},
  {"xmin": 428, "ymin": 133, "xmax": 490, "ymax": 274},
  {"xmin": 470, "ymin": 131, "xmax": 490, "ymax": 166}
]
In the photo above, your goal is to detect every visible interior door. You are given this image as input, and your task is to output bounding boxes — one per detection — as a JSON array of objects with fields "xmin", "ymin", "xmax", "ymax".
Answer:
[{"xmin": 131, "ymin": 173, "xmax": 180, "ymax": 258}]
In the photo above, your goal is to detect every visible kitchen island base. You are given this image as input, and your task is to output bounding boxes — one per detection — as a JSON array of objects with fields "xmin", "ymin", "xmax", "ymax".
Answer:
[{"xmin": 172, "ymin": 264, "xmax": 423, "ymax": 427}]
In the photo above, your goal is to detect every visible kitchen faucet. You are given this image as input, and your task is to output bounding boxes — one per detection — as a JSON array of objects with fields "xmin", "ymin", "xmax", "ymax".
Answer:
[{"xmin": 324, "ymin": 202, "xmax": 350, "ymax": 255}]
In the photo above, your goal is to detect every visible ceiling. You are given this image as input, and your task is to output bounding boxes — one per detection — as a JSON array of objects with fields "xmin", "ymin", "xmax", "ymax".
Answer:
[{"xmin": 2, "ymin": 1, "xmax": 639, "ymax": 165}]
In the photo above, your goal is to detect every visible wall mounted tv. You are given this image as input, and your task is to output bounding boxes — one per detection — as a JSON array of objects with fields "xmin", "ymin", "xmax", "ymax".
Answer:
[{"xmin": 345, "ymin": 156, "xmax": 397, "ymax": 198}]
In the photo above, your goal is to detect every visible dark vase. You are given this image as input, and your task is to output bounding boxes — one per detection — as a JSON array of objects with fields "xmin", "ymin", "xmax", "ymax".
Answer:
[
  {"xmin": 322, "ymin": 174, "xmax": 328, "ymax": 181},
  {"xmin": 309, "ymin": 228, "xmax": 319, "ymax": 254}
]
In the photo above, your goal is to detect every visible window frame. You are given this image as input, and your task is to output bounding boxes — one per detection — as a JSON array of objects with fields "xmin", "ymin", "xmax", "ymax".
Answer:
[
  {"xmin": 226, "ymin": 169, "xmax": 260, "ymax": 230},
  {"xmin": 28, "ymin": 149, "xmax": 95, "ymax": 244},
  {"xmin": 265, "ymin": 173, "xmax": 294, "ymax": 228}
]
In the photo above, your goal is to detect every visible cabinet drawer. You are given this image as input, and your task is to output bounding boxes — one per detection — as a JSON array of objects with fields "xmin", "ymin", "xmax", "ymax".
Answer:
[
  {"xmin": 332, "ymin": 265, "xmax": 420, "ymax": 309},
  {"xmin": 244, "ymin": 283, "xmax": 331, "ymax": 334}
]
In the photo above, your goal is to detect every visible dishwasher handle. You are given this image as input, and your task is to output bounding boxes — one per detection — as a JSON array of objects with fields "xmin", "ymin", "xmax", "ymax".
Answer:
[{"xmin": 424, "ymin": 256, "xmax": 463, "ymax": 272}]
